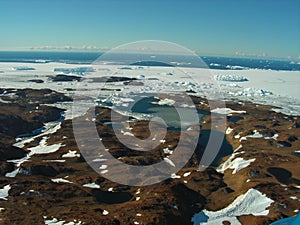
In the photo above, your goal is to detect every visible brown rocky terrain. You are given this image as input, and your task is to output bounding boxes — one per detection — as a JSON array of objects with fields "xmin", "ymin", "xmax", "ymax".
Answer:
[
  {"xmin": 0, "ymin": 88, "xmax": 299, "ymax": 225},
  {"xmin": 0, "ymin": 89, "xmax": 69, "ymax": 178}
]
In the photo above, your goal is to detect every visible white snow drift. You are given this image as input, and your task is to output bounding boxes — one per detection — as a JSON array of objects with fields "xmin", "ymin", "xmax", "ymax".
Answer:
[{"xmin": 192, "ymin": 188, "xmax": 274, "ymax": 225}]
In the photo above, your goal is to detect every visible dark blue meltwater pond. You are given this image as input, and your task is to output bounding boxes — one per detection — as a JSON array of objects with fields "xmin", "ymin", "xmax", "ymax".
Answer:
[
  {"xmin": 130, "ymin": 96, "xmax": 209, "ymax": 130},
  {"xmin": 129, "ymin": 96, "xmax": 233, "ymax": 166},
  {"xmin": 196, "ymin": 130, "xmax": 233, "ymax": 167}
]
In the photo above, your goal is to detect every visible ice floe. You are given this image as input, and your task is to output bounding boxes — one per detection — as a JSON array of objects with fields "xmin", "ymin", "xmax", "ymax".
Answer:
[
  {"xmin": 1, "ymin": 62, "xmax": 299, "ymax": 115},
  {"xmin": 225, "ymin": 65, "xmax": 247, "ymax": 70},
  {"xmin": 215, "ymin": 74, "xmax": 248, "ymax": 82},
  {"xmin": 192, "ymin": 188, "xmax": 274, "ymax": 225},
  {"xmin": 12, "ymin": 66, "xmax": 35, "ymax": 71},
  {"xmin": 53, "ymin": 67, "xmax": 94, "ymax": 75},
  {"xmin": 237, "ymin": 87, "xmax": 273, "ymax": 97}
]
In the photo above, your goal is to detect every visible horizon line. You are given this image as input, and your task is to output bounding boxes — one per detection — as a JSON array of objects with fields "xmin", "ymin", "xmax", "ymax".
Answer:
[{"xmin": 0, "ymin": 49, "xmax": 297, "ymax": 61}]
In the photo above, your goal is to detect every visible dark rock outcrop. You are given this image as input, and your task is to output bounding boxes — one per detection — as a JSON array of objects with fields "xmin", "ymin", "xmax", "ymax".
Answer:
[
  {"xmin": 0, "ymin": 144, "xmax": 27, "ymax": 160},
  {"xmin": 51, "ymin": 74, "xmax": 82, "ymax": 82}
]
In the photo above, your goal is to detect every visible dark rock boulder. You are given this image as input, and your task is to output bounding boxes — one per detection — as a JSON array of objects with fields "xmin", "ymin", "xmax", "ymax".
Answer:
[
  {"xmin": 92, "ymin": 189, "xmax": 133, "ymax": 204},
  {"xmin": 28, "ymin": 79, "xmax": 44, "ymax": 83},
  {"xmin": 0, "ymin": 104, "xmax": 62, "ymax": 137},
  {"xmin": 20, "ymin": 164, "xmax": 59, "ymax": 177},
  {"xmin": 0, "ymin": 145, "xmax": 27, "ymax": 161},
  {"xmin": 288, "ymin": 135, "xmax": 298, "ymax": 142},
  {"xmin": 277, "ymin": 141, "xmax": 292, "ymax": 147},
  {"xmin": 0, "ymin": 113, "xmax": 42, "ymax": 137},
  {"xmin": 123, "ymin": 81, "xmax": 144, "ymax": 86},
  {"xmin": 89, "ymin": 76, "xmax": 137, "ymax": 83},
  {"xmin": 51, "ymin": 74, "xmax": 82, "ymax": 82},
  {"xmin": 2, "ymin": 88, "xmax": 72, "ymax": 104},
  {"xmin": 0, "ymin": 161, "xmax": 15, "ymax": 175},
  {"xmin": 267, "ymin": 167, "xmax": 292, "ymax": 184}
]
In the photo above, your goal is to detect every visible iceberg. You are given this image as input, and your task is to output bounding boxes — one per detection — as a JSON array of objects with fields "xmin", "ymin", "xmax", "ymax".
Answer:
[
  {"xmin": 12, "ymin": 66, "xmax": 35, "ymax": 71},
  {"xmin": 53, "ymin": 67, "xmax": 94, "ymax": 75},
  {"xmin": 215, "ymin": 74, "xmax": 248, "ymax": 82}
]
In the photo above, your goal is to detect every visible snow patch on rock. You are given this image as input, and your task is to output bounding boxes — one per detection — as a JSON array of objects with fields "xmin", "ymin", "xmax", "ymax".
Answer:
[
  {"xmin": 246, "ymin": 130, "xmax": 264, "ymax": 138},
  {"xmin": 83, "ymin": 183, "xmax": 100, "ymax": 189},
  {"xmin": 226, "ymin": 127, "xmax": 233, "ymax": 135},
  {"xmin": 164, "ymin": 158, "xmax": 176, "ymax": 167},
  {"xmin": 62, "ymin": 150, "xmax": 80, "ymax": 158},
  {"xmin": 102, "ymin": 210, "xmax": 109, "ymax": 215},
  {"xmin": 183, "ymin": 172, "xmax": 191, "ymax": 177},
  {"xmin": 211, "ymin": 108, "xmax": 246, "ymax": 115},
  {"xmin": 44, "ymin": 217, "xmax": 83, "ymax": 225},
  {"xmin": 153, "ymin": 98, "xmax": 176, "ymax": 106},
  {"xmin": 0, "ymin": 185, "xmax": 11, "ymax": 200},
  {"xmin": 236, "ymin": 88, "xmax": 273, "ymax": 97},
  {"xmin": 51, "ymin": 178, "xmax": 73, "ymax": 184},
  {"xmin": 192, "ymin": 189, "xmax": 274, "ymax": 225},
  {"xmin": 217, "ymin": 151, "xmax": 255, "ymax": 174},
  {"xmin": 5, "ymin": 168, "xmax": 20, "ymax": 178},
  {"xmin": 27, "ymin": 135, "xmax": 63, "ymax": 155}
]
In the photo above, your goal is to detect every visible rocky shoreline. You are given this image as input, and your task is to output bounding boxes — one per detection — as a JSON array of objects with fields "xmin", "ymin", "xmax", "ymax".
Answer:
[{"xmin": 0, "ymin": 88, "xmax": 299, "ymax": 225}]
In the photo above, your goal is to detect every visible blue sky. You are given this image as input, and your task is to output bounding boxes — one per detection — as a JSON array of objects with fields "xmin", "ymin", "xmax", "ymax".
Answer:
[{"xmin": 0, "ymin": 0, "xmax": 299, "ymax": 58}]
